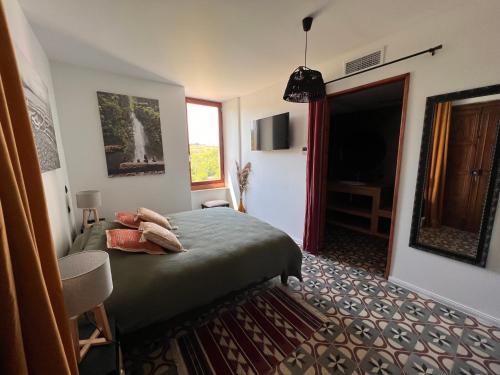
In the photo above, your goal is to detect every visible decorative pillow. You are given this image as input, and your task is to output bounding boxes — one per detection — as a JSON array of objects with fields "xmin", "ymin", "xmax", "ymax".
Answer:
[
  {"xmin": 139, "ymin": 222, "xmax": 184, "ymax": 252},
  {"xmin": 136, "ymin": 207, "xmax": 172, "ymax": 229},
  {"xmin": 115, "ymin": 212, "xmax": 142, "ymax": 229},
  {"xmin": 105, "ymin": 229, "xmax": 165, "ymax": 255}
]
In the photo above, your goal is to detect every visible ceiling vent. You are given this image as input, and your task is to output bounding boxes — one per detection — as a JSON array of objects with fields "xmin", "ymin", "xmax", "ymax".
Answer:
[{"xmin": 344, "ymin": 48, "xmax": 385, "ymax": 75}]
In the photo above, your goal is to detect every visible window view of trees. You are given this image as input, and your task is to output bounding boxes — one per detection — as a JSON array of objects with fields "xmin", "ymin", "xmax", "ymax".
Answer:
[
  {"xmin": 186, "ymin": 100, "xmax": 223, "ymax": 186},
  {"xmin": 189, "ymin": 144, "xmax": 221, "ymax": 182}
]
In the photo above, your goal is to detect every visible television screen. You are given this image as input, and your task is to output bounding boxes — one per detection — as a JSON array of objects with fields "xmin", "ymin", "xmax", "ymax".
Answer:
[{"xmin": 251, "ymin": 112, "xmax": 289, "ymax": 151}]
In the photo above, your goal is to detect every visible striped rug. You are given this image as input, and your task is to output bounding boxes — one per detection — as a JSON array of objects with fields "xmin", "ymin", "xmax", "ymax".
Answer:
[{"xmin": 172, "ymin": 287, "xmax": 325, "ymax": 375}]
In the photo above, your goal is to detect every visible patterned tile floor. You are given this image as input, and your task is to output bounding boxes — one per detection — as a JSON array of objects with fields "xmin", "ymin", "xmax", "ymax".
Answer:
[
  {"xmin": 323, "ymin": 225, "xmax": 389, "ymax": 277},
  {"xmin": 281, "ymin": 254, "xmax": 500, "ymax": 374},
  {"xmin": 418, "ymin": 226, "xmax": 479, "ymax": 258},
  {"xmin": 123, "ymin": 229, "xmax": 500, "ymax": 375}
]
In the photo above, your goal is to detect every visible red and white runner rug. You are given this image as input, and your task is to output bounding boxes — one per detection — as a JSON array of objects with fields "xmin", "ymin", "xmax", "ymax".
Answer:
[{"xmin": 172, "ymin": 287, "xmax": 326, "ymax": 374}]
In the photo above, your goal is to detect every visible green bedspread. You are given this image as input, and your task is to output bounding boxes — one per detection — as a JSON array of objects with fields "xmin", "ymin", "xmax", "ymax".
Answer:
[{"xmin": 69, "ymin": 208, "xmax": 302, "ymax": 333}]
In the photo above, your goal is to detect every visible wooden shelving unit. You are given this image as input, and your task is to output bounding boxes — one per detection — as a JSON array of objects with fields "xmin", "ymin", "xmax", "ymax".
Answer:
[
  {"xmin": 378, "ymin": 208, "xmax": 393, "ymax": 218},
  {"xmin": 327, "ymin": 181, "xmax": 392, "ymax": 239}
]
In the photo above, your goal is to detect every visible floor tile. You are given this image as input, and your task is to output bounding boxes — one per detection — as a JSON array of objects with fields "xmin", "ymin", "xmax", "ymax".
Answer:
[
  {"xmin": 461, "ymin": 327, "xmax": 500, "ymax": 360},
  {"xmin": 403, "ymin": 353, "xmax": 447, "ymax": 375},
  {"xmin": 381, "ymin": 321, "xmax": 419, "ymax": 352},
  {"xmin": 420, "ymin": 325, "xmax": 460, "ymax": 356},
  {"xmin": 358, "ymin": 349, "xmax": 402, "ymax": 375},
  {"xmin": 317, "ymin": 345, "xmax": 358, "ymax": 375}
]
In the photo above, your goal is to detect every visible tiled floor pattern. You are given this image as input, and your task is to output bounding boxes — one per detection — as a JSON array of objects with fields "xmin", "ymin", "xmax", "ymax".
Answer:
[
  {"xmin": 418, "ymin": 225, "xmax": 479, "ymax": 258},
  {"xmin": 123, "ymin": 231, "xmax": 500, "ymax": 374},
  {"xmin": 323, "ymin": 225, "xmax": 388, "ymax": 276},
  {"xmin": 280, "ymin": 253, "xmax": 500, "ymax": 374}
]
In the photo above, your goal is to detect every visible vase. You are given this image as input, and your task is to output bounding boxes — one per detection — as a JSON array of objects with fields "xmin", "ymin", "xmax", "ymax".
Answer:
[{"xmin": 238, "ymin": 196, "xmax": 246, "ymax": 213}]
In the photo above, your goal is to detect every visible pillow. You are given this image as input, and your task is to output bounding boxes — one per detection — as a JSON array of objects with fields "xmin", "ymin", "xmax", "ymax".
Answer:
[
  {"xmin": 136, "ymin": 207, "xmax": 172, "ymax": 229},
  {"xmin": 115, "ymin": 211, "xmax": 142, "ymax": 229},
  {"xmin": 139, "ymin": 222, "xmax": 184, "ymax": 253},
  {"xmin": 106, "ymin": 229, "xmax": 165, "ymax": 255}
]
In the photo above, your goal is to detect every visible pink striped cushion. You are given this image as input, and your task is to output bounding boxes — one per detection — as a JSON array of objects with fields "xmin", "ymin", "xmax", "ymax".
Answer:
[
  {"xmin": 106, "ymin": 229, "xmax": 165, "ymax": 255},
  {"xmin": 115, "ymin": 212, "xmax": 142, "ymax": 228}
]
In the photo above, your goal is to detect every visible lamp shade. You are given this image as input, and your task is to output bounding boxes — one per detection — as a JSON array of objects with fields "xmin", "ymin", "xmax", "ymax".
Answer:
[
  {"xmin": 58, "ymin": 251, "xmax": 113, "ymax": 318},
  {"xmin": 283, "ymin": 66, "xmax": 326, "ymax": 103},
  {"xmin": 76, "ymin": 190, "xmax": 102, "ymax": 209}
]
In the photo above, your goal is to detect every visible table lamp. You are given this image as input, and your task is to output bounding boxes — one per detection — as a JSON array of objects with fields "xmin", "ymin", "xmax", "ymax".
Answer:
[
  {"xmin": 58, "ymin": 251, "xmax": 113, "ymax": 362},
  {"xmin": 76, "ymin": 190, "xmax": 102, "ymax": 229}
]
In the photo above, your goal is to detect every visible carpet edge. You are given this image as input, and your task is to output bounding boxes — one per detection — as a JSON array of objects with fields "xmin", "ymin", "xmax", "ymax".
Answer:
[{"xmin": 170, "ymin": 339, "xmax": 190, "ymax": 375}]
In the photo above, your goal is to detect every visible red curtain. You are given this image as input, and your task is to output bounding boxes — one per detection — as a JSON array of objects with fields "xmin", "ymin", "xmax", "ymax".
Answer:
[{"xmin": 303, "ymin": 99, "xmax": 330, "ymax": 253}]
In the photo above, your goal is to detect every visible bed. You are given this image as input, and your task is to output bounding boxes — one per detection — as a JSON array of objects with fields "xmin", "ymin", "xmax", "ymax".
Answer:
[{"xmin": 69, "ymin": 208, "xmax": 303, "ymax": 334}]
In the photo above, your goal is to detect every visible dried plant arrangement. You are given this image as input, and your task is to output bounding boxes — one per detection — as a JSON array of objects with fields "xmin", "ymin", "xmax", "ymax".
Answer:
[{"xmin": 236, "ymin": 161, "xmax": 251, "ymax": 212}]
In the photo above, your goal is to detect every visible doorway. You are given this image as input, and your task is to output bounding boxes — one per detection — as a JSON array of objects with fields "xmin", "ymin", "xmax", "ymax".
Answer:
[{"xmin": 325, "ymin": 74, "xmax": 409, "ymax": 277}]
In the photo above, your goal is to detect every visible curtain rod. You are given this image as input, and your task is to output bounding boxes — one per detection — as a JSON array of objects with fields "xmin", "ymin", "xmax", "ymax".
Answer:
[{"xmin": 324, "ymin": 44, "xmax": 443, "ymax": 85}]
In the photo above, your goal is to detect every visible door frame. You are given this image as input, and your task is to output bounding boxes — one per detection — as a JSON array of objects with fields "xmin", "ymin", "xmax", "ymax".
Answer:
[{"xmin": 326, "ymin": 73, "xmax": 410, "ymax": 278}]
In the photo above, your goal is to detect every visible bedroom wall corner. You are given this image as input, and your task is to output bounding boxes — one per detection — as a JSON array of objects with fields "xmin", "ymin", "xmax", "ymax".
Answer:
[
  {"xmin": 50, "ymin": 62, "xmax": 192, "ymax": 228},
  {"xmin": 4, "ymin": 0, "xmax": 75, "ymax": 257},
  {"xmin": 239, "ymin": 88, "xmax": 308, "ymax": 243},
  {"xmin": 222, "ymin": 97, "xmax": 241, "ymax": 208}
]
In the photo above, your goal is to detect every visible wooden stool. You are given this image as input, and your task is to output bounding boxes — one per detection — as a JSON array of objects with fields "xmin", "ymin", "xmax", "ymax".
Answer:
[
  {"xmin": 70, "ymin": 303, "xmax": 113, "ymax": 363},
  {"xmin": 201, "ymin": 200, "xmax": 230, "ymax": 209}
]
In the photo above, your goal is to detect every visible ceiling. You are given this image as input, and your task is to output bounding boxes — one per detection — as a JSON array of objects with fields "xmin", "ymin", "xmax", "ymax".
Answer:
[{"xmin": 20, "ymin": 0, "xmax": 467, "ymax": 101}]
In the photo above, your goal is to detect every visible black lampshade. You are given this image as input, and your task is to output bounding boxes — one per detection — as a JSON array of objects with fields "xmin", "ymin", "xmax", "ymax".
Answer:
[{"xmin": 283, "ymin": 66, "xmax": 326, "ymax": 103}]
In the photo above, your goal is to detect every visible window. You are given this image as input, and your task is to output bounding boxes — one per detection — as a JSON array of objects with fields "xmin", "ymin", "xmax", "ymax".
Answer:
[{"xmin": 186, "ymin": 98, "xmax": 224, "ymax": 190}]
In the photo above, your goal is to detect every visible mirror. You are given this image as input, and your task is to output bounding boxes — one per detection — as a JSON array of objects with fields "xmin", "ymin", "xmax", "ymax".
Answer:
[{"xmin": 410, "ymin": 84, "xmax": 500, "ymax": 266}]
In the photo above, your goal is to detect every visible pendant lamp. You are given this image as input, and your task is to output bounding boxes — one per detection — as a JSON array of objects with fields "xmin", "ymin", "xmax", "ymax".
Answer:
[{"xmin": 283, "ymin": 17, "xmax": 326, "ymax": 103}]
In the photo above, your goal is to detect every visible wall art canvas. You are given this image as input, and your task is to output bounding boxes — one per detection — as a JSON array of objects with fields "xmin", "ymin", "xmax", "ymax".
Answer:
[
  {"xmin": 97, "ymin": 91, "xmax": 165, "ymax": 177},
  {"xmin": 20, "ymin": 54, "xmax": 60, "ymax": 173}
]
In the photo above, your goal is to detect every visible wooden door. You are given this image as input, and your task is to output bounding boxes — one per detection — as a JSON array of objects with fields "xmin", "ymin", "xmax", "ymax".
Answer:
[
  {"xmin": 442, "ymin": 105, "xmax": 481, "ymax": 231},
  {"xmin": 469, "ymin": 101, "xmax": 500, "ymax": 230},
  {"xmin": 442, "ymin": 100, "xmax": 500, "ymax": 232}
]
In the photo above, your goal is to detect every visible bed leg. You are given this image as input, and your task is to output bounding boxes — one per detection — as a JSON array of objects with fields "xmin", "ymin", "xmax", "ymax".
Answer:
[{"xmin": 280, "ymin": 273, "xmax": 288, "ymax": 285}]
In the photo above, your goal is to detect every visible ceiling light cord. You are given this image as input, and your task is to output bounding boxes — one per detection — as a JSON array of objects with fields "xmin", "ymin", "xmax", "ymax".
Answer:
[
  {"xmin": 304, "ymin": 31, "xmax": 308, "ymax": 67},
  {"xmin": 283, "ymin": 16, "xmax": 326, "ymax": 103}
]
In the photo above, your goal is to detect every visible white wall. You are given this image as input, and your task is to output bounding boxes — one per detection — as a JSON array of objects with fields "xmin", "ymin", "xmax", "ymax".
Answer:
[
  {"xmin": 5, "ymin": 0, "xmax": 74, "ymax": 257},
  {"xmin": 225, "ymin": 2, "xmax": 500, "ymax": 320},
  {"xmin": 222, "ymin": 98, "xmax": 241, "ymax": 208},
  {"xmin": 239, "ymin": 93, "xmax": 308, "ymax": 244},
  {"xmin": 453, "ymin": 93, "xmax": 500, "ymax": 106},
  {"xmin": 51, "ymin": 62, "xmax": 192, "ymax": 227}
]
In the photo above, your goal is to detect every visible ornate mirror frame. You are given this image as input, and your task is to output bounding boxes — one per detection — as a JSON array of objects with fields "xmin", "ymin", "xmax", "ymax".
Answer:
[{"xmin": 410, "ymin": 84, "xmax": 500, "ymax": 266}]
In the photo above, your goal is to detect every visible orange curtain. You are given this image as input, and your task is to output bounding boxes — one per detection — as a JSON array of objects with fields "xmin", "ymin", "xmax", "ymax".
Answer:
[
  {"xmin": 0, "ymin": 3, "xmax": 78, "ymax": 374},
  {"xmin": 424, "ymin": 102, "xmax": 451, "ymax": 227}
]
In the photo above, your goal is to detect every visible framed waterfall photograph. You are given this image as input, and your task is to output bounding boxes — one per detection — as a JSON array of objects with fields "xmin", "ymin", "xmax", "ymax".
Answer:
[{"xmin": 96, "ymin": 91, "xmax": 165, "ymax": 177}]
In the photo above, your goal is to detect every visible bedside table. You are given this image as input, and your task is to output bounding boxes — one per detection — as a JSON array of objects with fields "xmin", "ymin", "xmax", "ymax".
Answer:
[{"xmin": 78, "ymin": 317, "xmax": 123, "ymax": 375}]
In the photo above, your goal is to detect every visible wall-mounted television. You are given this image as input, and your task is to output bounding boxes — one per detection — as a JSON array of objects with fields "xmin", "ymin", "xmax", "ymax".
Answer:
[{"xmin": 251, "ymin": 112, "xmax": 289, "ymax": 151}]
